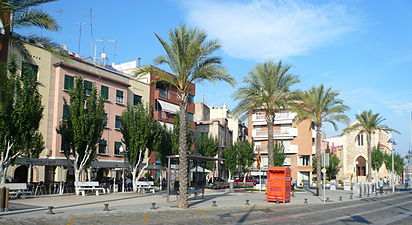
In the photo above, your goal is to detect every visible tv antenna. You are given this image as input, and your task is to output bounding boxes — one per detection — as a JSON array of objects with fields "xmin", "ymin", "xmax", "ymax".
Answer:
[{"xmin": 76, "ymin": 22, "xmax": 86, "ymax": 54}]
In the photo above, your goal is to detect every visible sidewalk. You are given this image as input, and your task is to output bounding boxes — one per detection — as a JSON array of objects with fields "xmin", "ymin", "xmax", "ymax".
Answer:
[{"xmin": 1, "ymin": 187, "xmax": 399, "ymax": 218}]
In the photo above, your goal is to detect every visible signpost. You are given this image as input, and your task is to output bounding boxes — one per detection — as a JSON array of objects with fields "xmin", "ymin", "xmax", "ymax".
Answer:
[{"xmin": 322, "ymin": 153, "xmax": 330, "ymax": 203}]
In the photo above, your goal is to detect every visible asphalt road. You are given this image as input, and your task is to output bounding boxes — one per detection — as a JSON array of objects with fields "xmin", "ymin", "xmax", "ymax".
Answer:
[{"xmin": 2, "ymin": 191, "xmax": 412, "ymax": 225}]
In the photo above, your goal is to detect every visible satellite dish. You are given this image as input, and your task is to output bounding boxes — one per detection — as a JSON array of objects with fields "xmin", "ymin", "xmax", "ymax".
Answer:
[{"xmin": 100, "ymin": 52, "xmax": 107, "ymax": 59}]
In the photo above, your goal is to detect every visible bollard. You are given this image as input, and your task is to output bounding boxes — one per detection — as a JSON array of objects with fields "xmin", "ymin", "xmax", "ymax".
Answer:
[
  {"xmin": 385, "ymin": 191, "xmax": 388, "ymax": 195},
  {"xmin": 326, "ymin": 197, "xmax": 329, "ymax": 202},
  {"xmin": 380, "ymin": 191, "xmax": 383, "ymax": 196},
  {"xmin": 367, "ymin": 193, "xmax": 369, "ymax": 197},
  {"xmin": 350, "ymin": 194, "xmax": 353, "ymax": 200},
  {"xmin": 47, "ymin": 206, "xmax": 55, "ymax": 214},
  {"xmin": 151, "ymin": 202, "xmax": 156, "ymax": 209},
  {"xmin": 212, "ymin": 201, "xmax": 217, "ymax": 207},
  {"xmin": 291, "ymin": 191, "xmax": 295, "ymax": 197},
  {"xmin": 245, "ymin": 200, "xmax": 250, "ymax": 206},
  {"xmin": 304, "ymin": 198, "xmax": 308, "ymax": 204},
  {"xmin": 275, "ymin": 200, "xmax": 280, "ymax": 205},
  {"xmin": 339, "ymin": 196, "xmax": 342, "ymax": 201},
  {"xmin": 375, "ymin": 192, "xmax": 378, "ymax": 196},
  {"xmin": 103, "ymin": 203, "xmax": 110, "ymax": 211}
]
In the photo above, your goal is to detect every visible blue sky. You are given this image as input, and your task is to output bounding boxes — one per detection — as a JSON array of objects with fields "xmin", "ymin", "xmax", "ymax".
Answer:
[{"xmin": 24, "ymin": 0, "xmax": 412, "ymax": 155}]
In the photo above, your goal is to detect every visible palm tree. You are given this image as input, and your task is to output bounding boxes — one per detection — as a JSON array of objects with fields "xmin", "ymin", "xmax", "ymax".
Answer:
[
  {"xmin": 233, "ymin": 60, "xmax": 300, "ymax": 167},
  {"xmin": 137, "ymin": 25, "xmax": 235, "ymax": 208},
  {"xmin": 0, "ymin": 0, "xmax": 60, "ymax": 63},
  {"xmin": 294, "ymin": 85, "xmax": 349, "ymax": 196},
  {"xmin": 344, "ymin": 110, "xmax": 400, "ymax": 182}
]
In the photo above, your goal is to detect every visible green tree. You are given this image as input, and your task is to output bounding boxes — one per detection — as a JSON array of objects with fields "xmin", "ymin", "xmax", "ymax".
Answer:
[
  {"xmin": 195, "ymin": 134, "xmax": 219, "ymax": 170},
  {"xmin": 0, "ymin": 55, "xmax": 43, "ymax": 183},
  {"xmin": 295, "ymin": 84, "xmax": 349, "ymax": 196},
  {"xmin": 121, "ymin": 104, "xmax": 160, "ymax": 192},
  {"xmin": 326, "ymin": 155, "xmax": 340, "ymax": 180},
  {"xmin": 171, "ymin": 114, "xmax": 194, "ymax": 155},
  {"xmin": 273, "ymin": 141, "xmax": 286, "ymax": 167},
  {"xmin": 233, "ymin": 60, "xmax": 300, "ymax": 168},
  {"xmin": 383, "ymin": 152, "xmax": 404, "ymax": 176},
  {"xmin": 0, "ymin": 0, "xmax": 61, "ymax": 63},
  {"xmin": 372, "ymin": 145, "xmax": 384, "ymax": 178},
  {"xmin": 344, "ymin": 110, "xmax": 400, "ymax": 182},
  {"xmin": 154, "ymin": 124, "xmax": 172, "ymax": 167},
  {"xmin": 223, "ymin": 141, "xmax": 254, "ymax": 181},
  {"xmin": 57, "ymin": 77, "xmax": 105, "ymax": 182}
]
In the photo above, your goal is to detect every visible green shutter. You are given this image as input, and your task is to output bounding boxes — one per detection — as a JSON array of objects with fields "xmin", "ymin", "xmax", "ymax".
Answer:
[
  {"xmin": 116, "ymin": 90, "xmax": 123, "ymax": 97},
  {"xmin": 133, "ymin": 95, "xmax": 142, "ymax": 106},
  {"xmin": 101, "ymin": 86, "xmax": 109, "ymax": 100},
  {"xmin": 64, "ymin": 75, "xmax": 74, "ymax": 90},
  {"xmin": 63, "ymin": 104, "xmax": 69, "ymax": 120},
  {"xmin": 115, "ymin": 115, "xmax": 121, "ymax": 129},
  {"xmin": 115, "ymin": 142, "xmax": 122, "ymax": 155}
]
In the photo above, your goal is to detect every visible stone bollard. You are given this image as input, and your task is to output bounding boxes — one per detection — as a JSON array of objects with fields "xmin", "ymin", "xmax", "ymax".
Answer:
[
  {"xmin": 103, "ymin": 203, "xmax": 110, "ymax": 211},
  {"xmin": 212, "ymin": 201, "xmax": 217, "ymax": 207},
  {"xmin": 151, "ymin": 203, "xmax": 156, "ymax": 209},
  {"xmin": 304, "ymin": 198, "xmax": 308, "ymax": 204},
  {"xmin": 245, "ymin": 200, "xmax": 250, "ymax": 206},
  {"xmin": 326, "ymin": 197, "xmax": 329, "ymax": 202},
  {"xmin": 367, "ymin": 193, "xmax": 370, "ymax": 197},
  {"xmin": 375, "ymin": 192, "xmax": 378, "ymax": 196},
  {"xmin": 350, "ymin": 193, "xmax": 353, "ymax": 200},
  {"xmin": 47, "ymin": 206, "xmax": 55, "ymax": 214},
  {"xmin": 339, "ymin": 196, "xmax": 342, "ymax": 201}
]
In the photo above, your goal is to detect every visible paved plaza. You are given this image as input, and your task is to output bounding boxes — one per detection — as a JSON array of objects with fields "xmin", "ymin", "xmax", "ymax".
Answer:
[{"xmin": 1, "ymin": 188, "xmax": 411, "ymax": 224}]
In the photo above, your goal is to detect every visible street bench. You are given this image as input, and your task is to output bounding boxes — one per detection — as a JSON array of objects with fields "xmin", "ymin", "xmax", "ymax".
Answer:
[
  {"xmin": 136, "ymin": 181, "xmax": 155, "ymax": 194},
  {"xmin": 188, "ymin": 189, "xmax": 204, "ymax": 199},
  {"xmin": 75, "ymin": 182, "xmax": 106, "ymax": 196},
  {"xmin": 0, "ymin": 183, "xmax": 32, "ymax": 199}
]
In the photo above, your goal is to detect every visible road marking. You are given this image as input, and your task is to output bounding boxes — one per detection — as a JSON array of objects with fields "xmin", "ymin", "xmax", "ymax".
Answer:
[
  {"xmin": 67, "ymin": 217, "xmax": 77, "ymax": 225},
  {"xmin": 193, "ymin": 208, "xmax": 208, "ymax": 216},
  {"xmin": 143, "ymin": 213, "xmax": 149, "ymax": 222},
  {"xmin": 320, "ymin": 199, "xmax": 412, "ymax": 224},
  {"xmin": 375, "ymin": 210, "xmax": 412, "ymax": 225},
  {"xmin": 243, "ymin": 194, "xmax": 410, "ymax": 224}
]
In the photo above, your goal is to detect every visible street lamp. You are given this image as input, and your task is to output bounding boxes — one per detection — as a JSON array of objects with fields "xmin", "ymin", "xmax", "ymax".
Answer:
[
  {"xmin": 119, "ymin": 145, "xmax": 125, "ymax": 193},
  {"xmin": 388, "ymin": 138, "xmax": 396, "ymax": 193}
]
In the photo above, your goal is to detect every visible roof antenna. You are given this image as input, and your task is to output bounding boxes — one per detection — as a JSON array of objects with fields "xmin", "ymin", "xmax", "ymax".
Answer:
[{"xmin": 76, "ymin": 22, "xmax": 86, "ymax": 54}]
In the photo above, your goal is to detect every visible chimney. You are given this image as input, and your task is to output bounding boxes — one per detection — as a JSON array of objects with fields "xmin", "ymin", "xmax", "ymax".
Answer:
[{"xmin": 137, "ymin": 57, "xmax": 141, "ymax": 67}]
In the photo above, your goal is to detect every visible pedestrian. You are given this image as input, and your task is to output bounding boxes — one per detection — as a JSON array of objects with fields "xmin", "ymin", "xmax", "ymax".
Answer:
[
  {"xmin": 125, "ymin": 177, "xmax": 132, "ymax": 191},
  {"xmin": 371, "ymin": 177, "xmax": 376, "ymax": 193},
  {"xmin": 378, "ymin": 178, "xmax": 384, "ymax": 193}
]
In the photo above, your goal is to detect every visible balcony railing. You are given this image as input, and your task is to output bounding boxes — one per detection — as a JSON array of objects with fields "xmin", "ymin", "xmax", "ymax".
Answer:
[
  {"xmin": 252, "ymin": 128, "xmax": 297, "ymax": 139},
  {"xmin": 254, "ymin": 144, "xmax": 298, "ymax": 154},
  {"xmin": 252, "ymin": 112, "xmax": 296, "ymax": 124}
]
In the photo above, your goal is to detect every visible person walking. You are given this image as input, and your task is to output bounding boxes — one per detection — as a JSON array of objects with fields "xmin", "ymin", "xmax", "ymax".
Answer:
[
  {"xmin": 378, "ymin": 178, "xmax": 384, "ymax": 194},
  {"xmin": 371, "ymin": 177, "xmax": 376, "ymax": 193}
]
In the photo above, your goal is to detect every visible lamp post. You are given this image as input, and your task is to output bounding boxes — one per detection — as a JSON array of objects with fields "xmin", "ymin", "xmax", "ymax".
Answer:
[
  {"xmin": 119, "ymin": 145, "xmax": 125, "ymax": 193},
  {"xmin": 388, "ymin": 138, "xmax": 396, "ymax": 193}
]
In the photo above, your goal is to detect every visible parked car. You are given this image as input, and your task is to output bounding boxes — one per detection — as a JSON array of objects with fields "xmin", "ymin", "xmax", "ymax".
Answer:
[
  {"xmin": 234, "ymin": 177, "xmax": 256, "ymax": 186},
  {"xmin": 208, "ymin": 177, "xmax": 229, "ymax": 189}
]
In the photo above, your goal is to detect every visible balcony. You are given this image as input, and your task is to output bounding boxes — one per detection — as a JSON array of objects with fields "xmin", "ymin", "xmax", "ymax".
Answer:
[
  {"xmin": 283, "ymin": 157, "xmax": 291, "ymax": 166},
  {"xmin": 254, "ymin": 144, "xmax": 298, "ymax": 154},
  {"xmin": 251, "ymin": 112, "xmax": 296, "ymax": 125},
  {"xmin": 153, "ymin": 110, "xmax": 175, "ymax": 124},
  {"xmin": 252, "ymin": 128, "xmax": 297, "ymax": 140}
]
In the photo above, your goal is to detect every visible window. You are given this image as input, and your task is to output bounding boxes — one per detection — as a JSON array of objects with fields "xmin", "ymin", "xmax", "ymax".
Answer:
[
  {"xmin": 133, "ymin": 94, "xmax": 142, "ymax": 106},
  {"xmin": 101, "ymin": 85, "xmax": 109, "ymax": 101},
  {"xmin": 98, "ymin": 140, "xmax": 107, "ymax": 154},
  {"xmin": 63, "ymin": 104, "xmax": 69, "ymax": 120},
  {"xmin": 188, "ymin": 95, "xmax": 194, "ymax": 104},
  {"xmin": 115, "ymin": 115, "xmax": 121, "ymax": 129},
  {"xmin": 187, "ymin": 113, "xmax": 194, "ymax": 121},
  {"xmin": 22, "ymin": 62, "xmax": 38, "ymax": 80},
  {"xmin": 299, "ymin": 156, "xmax": 310, "ymax": 166},
  {"xmin": 283, "ymin": 156, "xmax": 291, "ymax": 166},
  {"xmin": 104, "ymin": 113, "xmax": 108, "ymax": 127},
  {"xmin": 156, "ymin": 83, "xmax": 168, "ymax": 99},
  {"xmin": 116, "ymin": 90, "xmax": 124, "ymax": 104},
  {"xmin": 64, "ymin": 75, "xmax": 74, "ymax": 90},
  {"xmin": 356, "ymin": 134, "xmax": 364, "ymax": 146},
  {"xmin": 114, "ymin": 141, "xmax": 122, "ymax": 155},
  {"xmin": 84, "ymin": 80, "xmax": 93, "ymax": 96}
]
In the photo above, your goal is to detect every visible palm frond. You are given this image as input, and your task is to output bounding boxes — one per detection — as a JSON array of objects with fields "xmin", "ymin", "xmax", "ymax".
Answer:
[{"xmin": 13, "ymin": 8, "xmax": 60, "ymax": 31}]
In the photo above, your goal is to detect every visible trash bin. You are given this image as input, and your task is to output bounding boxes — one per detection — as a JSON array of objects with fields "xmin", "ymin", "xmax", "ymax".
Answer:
[{"xmin": 1, "ymin": 187, "xmax": 9, "ymax": 212}]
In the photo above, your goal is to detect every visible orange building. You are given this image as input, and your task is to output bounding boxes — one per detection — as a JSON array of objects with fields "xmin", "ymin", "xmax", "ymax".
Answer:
[{"xmin": 248, "ymin": 110, "xmax": 315, "ymax": 187}]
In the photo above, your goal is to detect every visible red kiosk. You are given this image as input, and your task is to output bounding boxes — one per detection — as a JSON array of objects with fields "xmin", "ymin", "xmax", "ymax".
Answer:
[{"xmin": 266, "ymin": 167, "xmax": 291, "ymax": 203}]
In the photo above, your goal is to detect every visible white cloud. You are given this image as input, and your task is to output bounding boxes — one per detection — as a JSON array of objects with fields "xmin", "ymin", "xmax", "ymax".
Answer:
[
  {"xmin": 389, "ymin": 102, "xmax": 412, "ymax": 115},
  {"xmin": 181, "ymin": 0, "xmax": 357, "ymax": 61}
]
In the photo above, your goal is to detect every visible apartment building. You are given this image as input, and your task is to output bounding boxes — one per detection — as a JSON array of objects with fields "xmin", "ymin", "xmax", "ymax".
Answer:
[
  {"xmin": 248, "ymin": 110, "xmax": 314, "ymax": 186},
  {"xmin": 324, "ymin": 126, "xmax": 393, "ymax": 184},
  {"xmin": 6, "ymin": 42, "xmax": 150, "ymax": 183}
]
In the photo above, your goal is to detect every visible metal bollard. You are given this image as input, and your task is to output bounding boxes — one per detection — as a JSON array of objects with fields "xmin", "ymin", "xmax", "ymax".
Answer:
[
  {"xmin": 103, "ymin": 203, "xmax": 110, "ymax": 211},
  {"xmin": 47, "ymin": 206, "xmax": 55, "ymax": 214},
  {"xmin": 339, "ymin": 196, "xmax": 342, "ymax": 201},
  {"xmin": 350, "ymin": 194, "xmax": 353, "ymax": 200},
  {"xmin": 151, "ymin": 203, "xmax": 156, "ymax": 209},
  {"xmin": 275, "ymin": 200, "xmax": 280, "ymax": 205},
  {"xmin": 367, "ymin": 193, "xmax": 370, "ymax": 197},
  {"xmin": 375, "ymin": 192, "xmax": 378, "ymax": 196},
  {"xmin": 212, "ymin": 201, "xmax": 217, "ymax": 207},
  {"xmin": 304, "ymin": 198, "xmax": 308, "ymax": 204},
  {"xmin": 385, "ymin": 191, "xmax": 388, "ymax": 195},
  {"xmin": 245, "ymin": 200, "xmax": 250, "ymax": 206},
  {"xmin": 326, "ymin": 197, "xmax": 329, "ymax": 202}
]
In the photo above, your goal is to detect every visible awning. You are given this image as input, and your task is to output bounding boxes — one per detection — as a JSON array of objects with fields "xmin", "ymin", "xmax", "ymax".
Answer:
[{"xmin": 157, "ymin": 99, "xmax": 179, "ymax": 114}]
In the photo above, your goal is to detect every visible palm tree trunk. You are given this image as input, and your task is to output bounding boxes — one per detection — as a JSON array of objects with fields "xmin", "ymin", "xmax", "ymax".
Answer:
[
  {"xmin": 178, "ymin": 100, "xmax": 188, "ymax": 208},
  {"xmin": 316, "ymin": 125, "xmax": 322, "ymax": 196},
  {"xmin": 367, "ymin": 133, "xmax": 372, "ymax": 182},
  {"xmin": 266, "ymin": 114, "xmax": 275, "ymax": 167}
]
